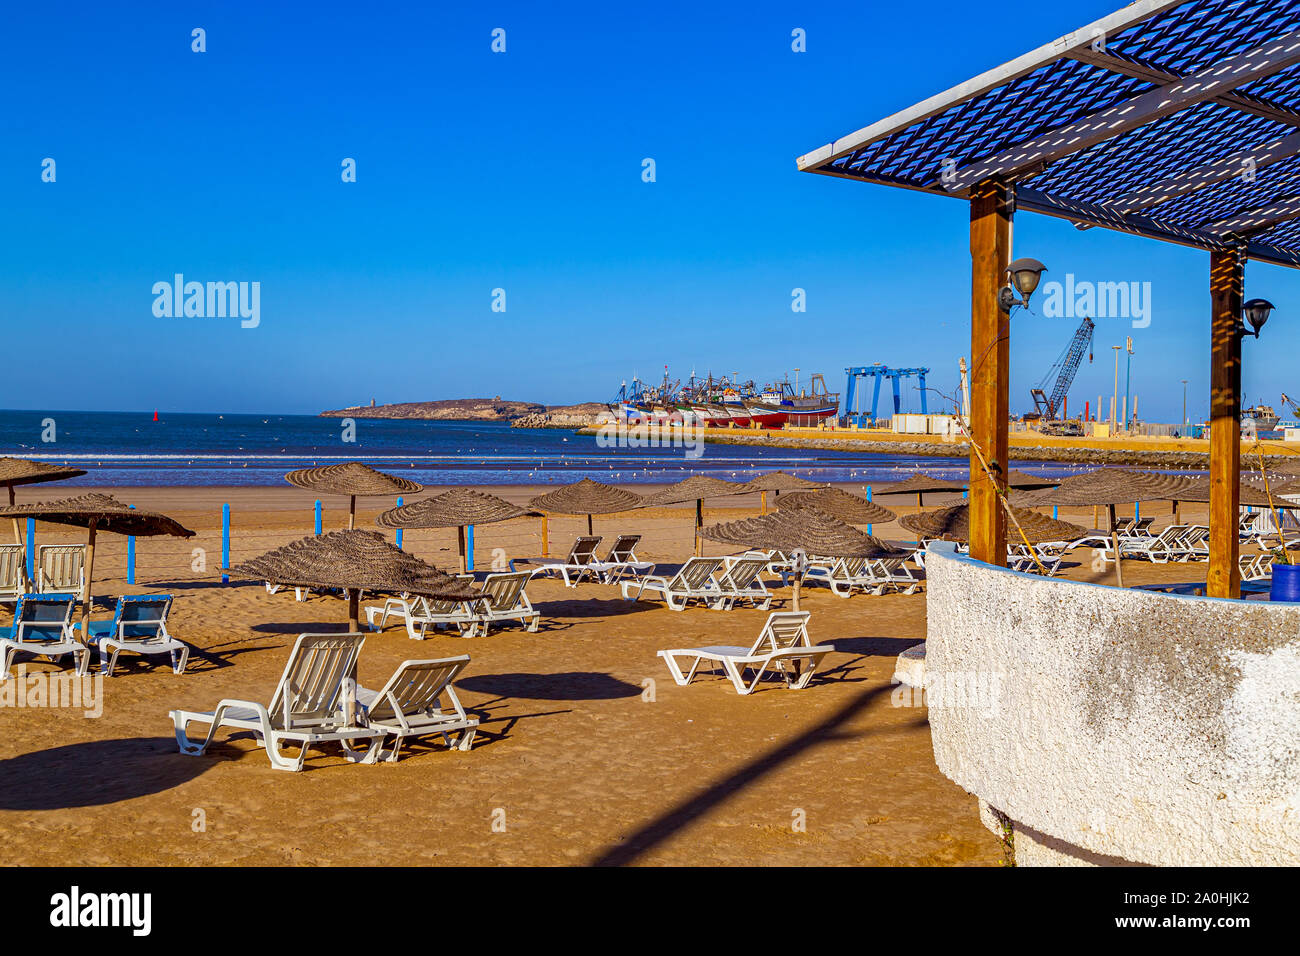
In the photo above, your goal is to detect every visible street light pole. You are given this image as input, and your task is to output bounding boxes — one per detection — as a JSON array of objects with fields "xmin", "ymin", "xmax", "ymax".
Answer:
[
  {"xmin": 1111, "ymin": 345, "xmax": 1121, "ymax": 430},
  {"xmin": 1124, "ymin": 336, "xmax": 1134, "ymax": 431},
  {"xmin": 1181, "ymin": 379, "xmax": 1188, "ymax": 426}
]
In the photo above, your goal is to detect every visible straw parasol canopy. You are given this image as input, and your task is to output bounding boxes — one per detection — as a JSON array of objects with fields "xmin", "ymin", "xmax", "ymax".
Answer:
[
  {"xmin": 1004, "ymin": 470, "xmax": 1061, "ymax": 490},
  {"xmin": 235, "ymin": 530, "xmax": 484, "ymax": 630},
  {"xmin": 640, "ymin": 476, "xmax": 752, "ymax": 556},
  {"xmin": 377, "ymin": 488, "xmax": 529, "ymax": 571},
  {"xmin": 529, "ymin": 479, "xmax": 644, "ymax": 537},
  {"xmin": 701, "ymin": 507, "xmax": 909, "ymax": 610},
  {"xmin": 778, "ymin": 487, "xmax": 896, "ymax": 525},
  {"xmin": 285, "ymin": 462, "xmax": 422, "ymax": 530},
  {"xmin": 0, "ymin": 457, "xmax": 88, "ymax": 550},
  {"xmin": 1163, "ymin": 476, "xmax": 1300, "ymax": 509},
  {"xmin": 0, "ymin": 493, "xmax": 195, "ymax": 636},
  {"xmin": 741, "ymin": 471, "xmax": 829, "ymax": 514},
  {"xmin": 872, "ymin": 473, "xmax": 967, "ymax": 507},
  {"xmin": 900, "ymin": 504, "xmax": 1088, "ymax": 545}
]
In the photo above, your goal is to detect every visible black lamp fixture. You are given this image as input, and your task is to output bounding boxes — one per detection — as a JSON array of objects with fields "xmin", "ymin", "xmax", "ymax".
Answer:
[
  {"xmin": 1242, "ymin": 298, "xmax": 1275, "ymax": 337},
  {"xmin": 999, "ymin": 258, "xmax": 1047, "ymax": 312}
]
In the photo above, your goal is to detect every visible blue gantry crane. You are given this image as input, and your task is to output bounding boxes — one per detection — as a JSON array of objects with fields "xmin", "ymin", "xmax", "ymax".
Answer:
[{"xmin": 843, "ymin": 365, "xmax": 929, "ymax": 426}]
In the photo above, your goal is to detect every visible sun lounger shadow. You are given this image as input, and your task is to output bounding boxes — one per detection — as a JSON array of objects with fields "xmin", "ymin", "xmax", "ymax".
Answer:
[
  {"xmin": 455, "ymin": 671, "xmax": 642, "ymax": 701},
  {"xmin": 0, "ymin": 737, "xmax": 213, "ymax": 810},
  {"xmin": 460, "ymin": 701, "xmax": 574, "ymax": 743},
  {"xmin": 530, "ymin": 596, "xmax": 659, "ymax": 621},
  {"xmin": 826, "ymin": 636, "xmax": 929, "ymax": 658}
]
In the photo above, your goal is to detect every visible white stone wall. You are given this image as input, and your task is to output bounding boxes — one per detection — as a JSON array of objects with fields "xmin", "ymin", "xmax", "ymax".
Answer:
[{"xmin": 924, "ymin": 544, "xmax": 1300, "ymax": 866}]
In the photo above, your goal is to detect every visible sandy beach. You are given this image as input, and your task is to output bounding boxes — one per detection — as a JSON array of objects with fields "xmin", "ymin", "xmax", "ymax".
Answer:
[{"xmin": 0, "ymin": 483, "xmax": 1234, "ymax": 866}]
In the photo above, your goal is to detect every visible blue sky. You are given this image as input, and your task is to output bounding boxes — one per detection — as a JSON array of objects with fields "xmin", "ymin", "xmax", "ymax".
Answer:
[{"xmin": 4, "ymin": 0, "xmax": 1299, "ymax": 422}]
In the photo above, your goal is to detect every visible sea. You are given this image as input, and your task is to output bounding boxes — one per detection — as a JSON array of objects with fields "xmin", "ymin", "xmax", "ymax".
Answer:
[{"xmin": 0, "ymin": 410, "xmax": 1070, "ymax": 488}]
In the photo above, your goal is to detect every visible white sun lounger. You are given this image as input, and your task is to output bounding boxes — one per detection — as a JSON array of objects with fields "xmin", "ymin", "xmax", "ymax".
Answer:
[
  {"xmin": 37, "ymin": 545, "xmax": 86, "ymax": 600},
  {"xmin": 593, "ymin": 534, "xmax": 655, "ymax": 584},
  {"xmin": 79, "ymin": 594, "xmax": 189, "ymax": 676},
  {"xmin": 713, "ymin": 555, "xmax": 773, "ymax": 609},
  {"xmin": 355, "ymin": 655, "xmax": 478, "ymax": 761},
  {"xmin": 365, "ymin": 575, "xmax": 480, "ymax": 639},
  {"xmin": 657, "ymin": 610, "xmax": 832, "ymax": 695},
  {"xmin": 0, "ymin": 593, "xmax": 89, "ymax": 680},
  {"xmin": 170, "ymin": 633, "xmax": 380, "ymax": 772},
  {"xmin": 462, "ymin": 571, "xmax": 541, "ymax": 637},
  {"xmin": 621, "ymin": 556, "xmax": 726, "ymax": 610},
  {"xmin": 0, "ymin": 544, "xmax": 25, "ymax": 604},
  {"xmin": 528, "ymin": 535, "xmax": 603, "ymax": 587}
]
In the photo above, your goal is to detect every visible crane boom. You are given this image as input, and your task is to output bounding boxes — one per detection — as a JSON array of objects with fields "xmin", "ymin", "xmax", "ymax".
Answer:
[{"xmin": 1031, "ymin": 317, "xmax": 1094, "ymax": 420}]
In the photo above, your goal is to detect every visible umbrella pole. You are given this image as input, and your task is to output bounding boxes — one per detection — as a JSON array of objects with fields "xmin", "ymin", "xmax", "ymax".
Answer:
[
  {"xmin": 80, "ymin": 519, "xmax": 97, "ymax": 641},
  {"xmin": 1174, "ymin": 500, "xmax": 1181, "ymax": 524},
  {"xmin": 1109, "ymin": 504, "xmax": 1124, "ymax": 587},
  {"xmin": 792, "ymin": 572, "xmax": 803, "ymax": 612},
  {"xmin": 458, "ymin": 525, "xmax": 467, "ymax": 573},
  {"xmin": 8, "ymin": 485, "xmax": 18, "ymax": 545},
  {"xmin": 760, "ymin": 491, "xmax": 768, "ymax": 516},
  {"xmin": 695, "ymin": 499, "xmax": 703, "ymax": 557},
  {"xmin": 348, "ymin": 495, "xmax": 356, "ymax": 531},
  {"xmin": 540, "ymin": 513, "xmax": 549, "ymax": 558},
  {"xmin": 347, "ymin": 588, "xmax": 360, "ymax": 632},
  {"xmin": 587, "ymin": 513, "xmax": 593, "ymax": 536}
]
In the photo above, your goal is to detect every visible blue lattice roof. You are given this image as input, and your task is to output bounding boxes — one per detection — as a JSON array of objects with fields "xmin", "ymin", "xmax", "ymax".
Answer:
[{"xmin": 798, "ymin": 0, "xmax": 1300, "ymax": 268}]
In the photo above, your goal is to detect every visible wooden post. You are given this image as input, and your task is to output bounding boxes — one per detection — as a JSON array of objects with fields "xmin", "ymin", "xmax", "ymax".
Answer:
[
  {"xmin": 457, "ymin": 525, "xmax": 467, "ymax": 573},
  {"xmin": 694, "ymin": 499, "xmax": 704, "ymax": 557},
  {"xmin": 347, "ymin": 588, "xmax": 360, "ymax": 632},
  {"xmin": 8, "ymin": 485, "xmax": 19, "ymax": 545},
  {"xmin": 969, "ymin": 178, "xmax": 1011, "ymax": 566},
  {"xmin": 348, "ymin": 495, "xmax": 356, "ymax": 530},
  {"xmin": 760, "ymin": 491, "xmax": 768, "ymax": 515},
  {"xmin": 587, "ymin": 513, "xmax": 593, "ymax": 536},
  {"xmin": 1209, "ymin": 248, "xmax": 1243, "ymax": 599},
  {"xmin": 540, "ymin": 513, "xmax": 549, "ymax": 557},
  {"xmin": 1108, "ymin": 503, "xmax": 1124, "ymax": 587},
  {"xmin": 80, "ymin": 519, "xmax": 97, "ymax": 641}
]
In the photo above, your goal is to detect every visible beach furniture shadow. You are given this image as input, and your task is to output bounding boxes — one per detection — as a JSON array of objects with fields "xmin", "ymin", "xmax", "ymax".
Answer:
[
  {"xmin": 0, "ymin": 737, "xmax": 213, "ymax": 810},
  {"xmin": 456, "ymin": 670, "xmax": 642, "ymax": 701}
]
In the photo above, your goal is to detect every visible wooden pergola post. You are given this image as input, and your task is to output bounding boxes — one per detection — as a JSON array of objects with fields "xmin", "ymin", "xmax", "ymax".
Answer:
[
  {"xmin": 969, "ymin": 178, "xmax": 1011, "ymax": 566},
  {"xmin": 1208, "ymin": 248, "xmax": 1243, "ymax": 599}
]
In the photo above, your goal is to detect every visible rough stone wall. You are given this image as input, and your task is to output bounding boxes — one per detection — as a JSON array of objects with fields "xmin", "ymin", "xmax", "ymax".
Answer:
[{"xmin": 925, "ymin": 544, "xmax": 1300, "ymax": 865}]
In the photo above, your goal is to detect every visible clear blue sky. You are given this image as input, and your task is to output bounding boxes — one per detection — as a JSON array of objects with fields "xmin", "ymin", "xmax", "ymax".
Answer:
[{"xmin": 4, "ymin": 0, "xmax": 1299, "ymax": 422}]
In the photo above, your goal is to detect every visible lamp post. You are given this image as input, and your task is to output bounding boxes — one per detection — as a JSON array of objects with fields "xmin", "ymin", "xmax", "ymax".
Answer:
[
  {"xmin": 1123, "ymin": 336, "xmax": 1134, "ymax": 431},
  {"xmin": 1181, "ymin": 379, "xmax": 1188, "ymax": 427},
  {"xmin": 1111, "ymin": 345, "xmax": 1121, "ymax": 431}
]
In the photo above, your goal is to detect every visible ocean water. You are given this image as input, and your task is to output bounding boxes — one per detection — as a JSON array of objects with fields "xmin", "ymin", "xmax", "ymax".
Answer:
[{"xmin": 0, "ymin": 409, "xmax": 1053, "ymax": 487}]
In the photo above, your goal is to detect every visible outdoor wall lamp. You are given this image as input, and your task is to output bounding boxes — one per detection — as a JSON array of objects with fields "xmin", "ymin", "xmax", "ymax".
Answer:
[
  {"xmin": 1242, "ymin": 298, "xmax": 1275, "ymax": 337},
  {"xmin": 999, "ymin": 258, "xmax": 1047, "ymax": 312}
]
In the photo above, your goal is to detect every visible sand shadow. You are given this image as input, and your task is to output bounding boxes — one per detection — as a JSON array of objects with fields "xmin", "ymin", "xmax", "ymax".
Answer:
[
  {"xmin": 827, "ymin": 636, "xmax": 924, "ymax": 658},
  {"xmin": 532, "ymin": 596, "xmax": 659, "ymax": 620},
  {"xmin": 457, "ymin": 671, "xmax": 642, "ymax": 701},
  {"xmin": 0, "ymin": 737, "xmax": 212, "ymax": 810}
]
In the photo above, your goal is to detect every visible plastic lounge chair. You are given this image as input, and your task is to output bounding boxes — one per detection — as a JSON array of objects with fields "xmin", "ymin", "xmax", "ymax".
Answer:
[
  {"xmin": 463, "ymin": 571, "xmax": 540, "ymax": 637},
  {"xmin": 355, "ymin": 655, "xmax": 479, "ymax": 762},
  {"xmin": 0, "ymin": 544, "xmax": 25, "ymax": 604},
  {"xmin": 77, "ymin": 594, "xmax": 189, "ymax": 676},
  {"xmin": 594, "ymin": 534, "xmax": 654, "ymax": 584},
  {"xmin": 714, "ymin": 555, "xmax": 773, "ymax": 609},
  {"xmin": 0, "ymin": 593, "xmax": 88, "ymax": 680},
  {"xmin": 528, "ymin": 535, "xmax": 603, "ymax": 587},
  {"xmin": 37, "ymin": 545, "xmax": 86, "ymax": 599},
  {"xmin": 170, "ymin": 632, "xmax": 380, "ymax": 772},
  {"xmin": 621, "ymin": 556, "xmax": 726, "ymax": 610},
  {"xmin": 365, "ymin": 575, "xmax": 479, "ymax": 639},
  {"xmin": 657, "ymin": 610, "xmax": 832, "ymax": 695}
]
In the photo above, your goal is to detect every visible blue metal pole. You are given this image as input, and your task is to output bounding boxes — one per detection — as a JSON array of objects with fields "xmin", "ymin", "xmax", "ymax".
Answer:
[
  {"xmin": 1135, "ymin": 501, "xmax": 1141, "ymax": 521},
  {"xmin": 1053, "ymin": 506, "xmax": 1058, "ymax": 520},
  {"xmin": 221, "ymin": 503, "xmax": 230, "ymax": 585},
  {"xmin": 892, "ymin": 374, "xmax": 903, "ymax": 415},
  {"xmin": 314, "ymin": 500, "xmax": 323, "ymax": 536},
  {"xmin": 919, "ymin": 371, "xmax": 929, "ymax": 414},
  {"xmin": 870, "ymin": 373, "xmax": 883, "ymax": 425},
  {"xmin": 466, "ymin": 524, "xmax": 475, "ymax": 571},
  {"xmin": 127, "ymin": 504, "xmax": 136, "ymax": 585},
  {"xmin": 395, "ymin": 497, "xmax": 404, "ymax": 549},
  {"xmin": 25, "ymin": 518, "xmax": 35, "ymax": 583},
  {"xmin": 865, "ymin": 486, "xmax": 873, "ymax": 535}
]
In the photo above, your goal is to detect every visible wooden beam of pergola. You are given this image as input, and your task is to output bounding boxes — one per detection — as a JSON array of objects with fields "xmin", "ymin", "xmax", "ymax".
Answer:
[{"xmin": 1209, "ymin": 249, "xmax": 1244, "ymax": 599}]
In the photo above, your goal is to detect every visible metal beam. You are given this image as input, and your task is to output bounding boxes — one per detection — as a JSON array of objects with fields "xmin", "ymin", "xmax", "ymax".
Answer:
[
  {"xmin": 1108, "ymin": 130, "xmax": 1300, "ymax": 215},
  {"xmin": 1070, "ymin": 48, "xmax": 1300, "ymax": 129},
  {"xmin": 795, "ymin": 0, "xmax": 1185, "ymax": 171},
  {"xmin": 945, "ymin": 30, "xmax": 1300, "ymax": 193},
  {"xmin": 1203, "ymin": 194, "xmax": 1300, "ymax": 236}
]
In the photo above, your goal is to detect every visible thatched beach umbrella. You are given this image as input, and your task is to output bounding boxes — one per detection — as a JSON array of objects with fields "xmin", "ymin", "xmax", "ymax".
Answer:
[
  {"xmin": 701, "ymin": 507, "xmax": 908, "ymax": 610},
  {"xmin": 377, "ymin": 488, "xmax": 528, "ymax": 572},
  {"xmin": 529, "ymin": 479, "xmax": 644, "ymax": 552},
  {"xmin": 235, "ymin": 530, "xmax": 484, "ymax": 631},
  {"xmin": 1009, "ymin": 469, "xmax": 1186, "ymax": 586},
  {"xmin": 1004, "ymin": 470, "xmax": 1061, "ymax": 490},
  {"xmin": 0, "ymin": 493, "xmax": 194, "ymax": 636},
  {"xmin": 640, "ymin": 476, "xmax": 752, "ymax": 557},
  {"xmin": 900, "ymin": 503, "xmax": 1088, "ymax": 546},
  {"xmin": 778, "ymin": 487, "xmax": 896, "ymax": 526},
  {"xmin": 742, "ymin": 471, "xmax": 829, "ymax": 514},
  {"xmin": 0, "ymin": 458, "xmax": 87, "ymax": 549},
  {"xmin": 873, "ymin": 473, "xmax": 967, "ymax": 508},
  {"xmin": 285, "ymin": 462, "xmax": 422, "ymax": 531}
]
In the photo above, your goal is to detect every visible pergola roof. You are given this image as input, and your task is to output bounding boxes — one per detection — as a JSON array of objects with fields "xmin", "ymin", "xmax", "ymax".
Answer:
[{"xmin": 797, "ymin": 0, "xmax": 1300, "ymax": 268}]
